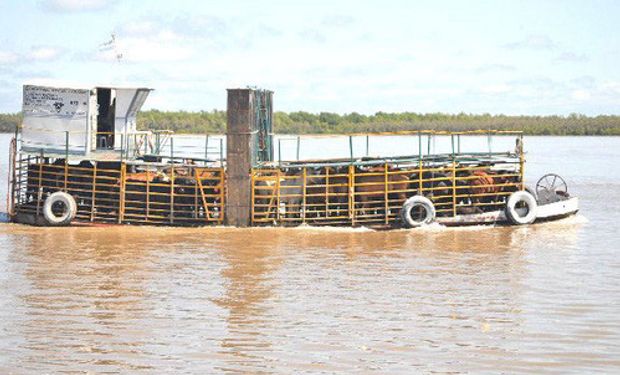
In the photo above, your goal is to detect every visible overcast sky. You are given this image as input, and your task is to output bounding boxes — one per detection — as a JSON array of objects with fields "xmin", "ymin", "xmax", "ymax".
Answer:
[{"xmin": 0, "ymin": 0, "xmax": 619, "ymax": 115}]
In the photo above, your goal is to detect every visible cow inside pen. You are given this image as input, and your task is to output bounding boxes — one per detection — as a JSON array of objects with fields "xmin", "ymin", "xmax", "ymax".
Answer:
[
  {"xmin": 251, "ymin": 161, "xmax": 523, "ymax": 228},
  {"xmin": 13, "ymin": 156, "xmax": 225, "ymax": 226}
]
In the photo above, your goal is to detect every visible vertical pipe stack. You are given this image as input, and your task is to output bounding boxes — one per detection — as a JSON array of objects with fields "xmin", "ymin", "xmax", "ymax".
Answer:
[{"xmin": 225, "ymin": 88, "xmax": 274, "ymax": 227}]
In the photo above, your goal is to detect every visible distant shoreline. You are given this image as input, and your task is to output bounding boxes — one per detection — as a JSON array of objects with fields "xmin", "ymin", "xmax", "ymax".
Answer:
[{"xmin": 2, "ymin": 110, "xmax": 620, "ymax": 136}]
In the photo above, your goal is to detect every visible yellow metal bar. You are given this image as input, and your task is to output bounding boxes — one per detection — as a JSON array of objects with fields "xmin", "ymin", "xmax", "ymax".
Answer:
[
  {"xmin": 90, "ymin": 162, "xmax": 97, "ymax": 222},
  {"xmin": 194, "ymin": 168, "xmax": 211, "ymax": 220},
  {"xmin": 146, "ymin": 170, "xmax": 150, "ymax": 220},
  {"xmin": 348, "ymin": 165, "xmax": 355, "ymax": 225},
  {"xmin": 63, "ymin": 158, "xmax": 68, "ymax": 192},
  {"xmin": 418, "ymin": 159, "xmax": 423, "ymax": 195},
  {"xmin": 325, "ymin": 167, "xmax": 330, "ymax": 217},
  {"xmin": 250, "ymin": 170, "xmax": 255, "ymax": 224},
  {"xmin": 302, "ymin": 167, "xmax": 307, "ymax": 224},
  {"xmin": 118, "ymin": 163, "xmax": 126, "ymax": 224},
  {"xmin": 170, "ymin": 165, "xmax": 175, "ymax": 224},
  {"xmin": 451, "ymin": 162, "xmax": 457, "ymax": 217},
  {"xmin": 384, "ymin": 162, "xmax": 389, "ymax": 225},
  {"xmin": 262, "ymin": 174, "xmax": 278, "ymax": 220},
  {"xmin": 519, "ymin": 134, "xmax": 525, "ymax": 190},
  {"xmin": 36, "ymin": 157, "xmax": 43, "ymax": 217},
  {"xmin": 276, "ymin": 169, "xmax": 281, "ymax": 222},
  {"xmin": 218, "ymin": 169, "xmax": 225, "ymax": 223},
  {"xmin": 194, "ymin": 172, "xmax": 199, "ymax": 219}
]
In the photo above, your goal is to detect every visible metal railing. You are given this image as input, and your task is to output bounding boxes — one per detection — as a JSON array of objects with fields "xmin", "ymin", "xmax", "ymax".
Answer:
[
  {"xmin": 271, "ymin": 130, "xmax": 523, "ymax": 167},
  {"xmin": 18, "ymin": 128, "xmax": 225, "ymax": 166},
  {"xmin": 251, "ymin": 160, "xmax": 523, "ymax": 227},
  {"xmin": 253, "ymin": 131, "xmax": 525, "ymax": 227},
  {"xmin": 9, "ymin": 152, "xmax": 225, "ymax": 225}
]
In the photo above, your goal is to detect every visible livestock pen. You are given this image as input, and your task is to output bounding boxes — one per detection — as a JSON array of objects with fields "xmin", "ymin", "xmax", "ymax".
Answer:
[
  {"xmin": 8, "ymin": 136, "xmax": 226, "ymax": 226},
  {"xmin": 251, "ymin": 130, "xmax": 525, "ymax": 228}
]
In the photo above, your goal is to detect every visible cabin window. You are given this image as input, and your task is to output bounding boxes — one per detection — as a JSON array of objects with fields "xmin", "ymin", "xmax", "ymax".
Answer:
[{"xmin": 96, "ymin": 88, "xmax": 116, "ymax": 149}]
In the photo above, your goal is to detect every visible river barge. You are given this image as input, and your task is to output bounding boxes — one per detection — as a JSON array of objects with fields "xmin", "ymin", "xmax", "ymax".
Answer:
[{"xmin": 6, "ymin": 85, "xmax": 579, "ymax": 228}]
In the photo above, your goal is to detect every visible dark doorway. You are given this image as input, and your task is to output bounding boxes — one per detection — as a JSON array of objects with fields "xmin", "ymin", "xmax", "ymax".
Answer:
[{"xmin": 96, "ymin": 88, "xmax": 116, "ymax": 149}]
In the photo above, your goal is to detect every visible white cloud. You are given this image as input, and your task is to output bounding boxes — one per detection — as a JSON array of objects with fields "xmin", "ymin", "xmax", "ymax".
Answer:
[
  {"xmin": 122, "ymin": 20, "xmax": 159, "ymax": 37},
  {"xmin": 0, "ymin": 46, "xmax": 63, "ymax": 65},
  {"xmin": 571, "ymin": 75, "xmax": 596, "ymax": 88},
  {"xmin": 120, "ymin": 15, "xmax": 228, "ymax": 40},
  {"xmin": 96, "ymin": 35, "xmax": 193, "ymax": 63},
  {"xmin": 473, "ymin": 64, "xmax": 516, "ymax": 74},
  {"xmin": 554, "ymin": 51, "xmax": 589, "ymax": 63},
  {"xmin": 0, "ymin": 51, "xmax": 18, "ymax": 64},
  {"xmin": 479, "ymin": 84, "xmax": 512, "ymax": 94},
  {"xmin": 27, "ymin": 46, "xmax": 63, "ymax": 61},
  {"xmin": 601, "ymin": 81, "xmax": 620, "ymax": 95},
  {"xmin": 0, "ymin": 46, "xmax": 62, "ymax": 64},
  {"xmin": 503, "ymin": 34, "xmax": 556, "ymax": 50},
  {"xmin": 41, "ymin": 0, "xmax": 115, "ymax": 12},
  {"xmin": 98, "ymin": 15, "xmax": 234, "ymax": 63},
  {"xmin": 298, "ymin": 29, "xmax": 327, "ymax": 43},
  {"xmin": 169, "ymin": 15, "xmax": 228, "ymax": 38},
  {"xmin": 571, "ymin": 89, "xmax": 591, "ymax": 101},
  {"xmin": 321, "ymin": 15, "xmax": 354, "ymax": 28}
]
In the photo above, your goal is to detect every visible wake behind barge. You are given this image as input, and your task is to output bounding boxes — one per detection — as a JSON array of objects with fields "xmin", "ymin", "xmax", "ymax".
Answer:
[{"xmin": 7, "ymin": 85, "xmax": 578, "ymax": 228}]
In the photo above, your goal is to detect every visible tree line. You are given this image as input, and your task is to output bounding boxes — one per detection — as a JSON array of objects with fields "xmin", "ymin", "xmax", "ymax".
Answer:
[{"xmin": 2, "ymin": 110, "xmax": 620, "ymax": 135}]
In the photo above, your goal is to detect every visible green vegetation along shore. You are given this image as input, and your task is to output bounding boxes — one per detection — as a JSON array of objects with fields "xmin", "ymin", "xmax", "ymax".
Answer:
[{"xmin": 2, "ymin": 110, "xmax": 620, "ymax": 135}]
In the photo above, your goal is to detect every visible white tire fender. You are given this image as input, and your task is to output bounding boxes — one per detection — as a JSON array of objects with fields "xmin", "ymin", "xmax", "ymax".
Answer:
[
  {"xmin": 505, "ymin": 190, "xmax": 538, "ymax": 225},
  {"xmin": 400, "ymin": 195, "xmax": 436, "ymax": 228},
  {"xmin": 42, "ymin": 191, "xmax": 77, "ymax": 226}
]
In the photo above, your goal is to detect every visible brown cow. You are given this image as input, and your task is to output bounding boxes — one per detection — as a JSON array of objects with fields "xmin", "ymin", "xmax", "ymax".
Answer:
[
  {"xmin": 470, "ymin": 170, "xmax": 497, "ymax": 196},
  {"xmin": 172, "ymin": 168, "xmax": 223, "ymax": 220},
  {"xmin": 303, "ymin": 167, "xmax": 350, "ymax": 218},
  {"xmin": 468, "ymin": 169, "xmax": 507, "ymax": 206},
  {"xmin": 322, "ymin": 167, "xmax": 349, "ymax": 216},
  {"xmin": 124, "ymin": 170, "xmax": 167, "ymax": 183},
  {"xmin": 355, "ymin": 165, "xmax": 409, "ymax": 215},
  {"xmin": 119, "ymin": 167, "xmax": 222, "ymax": 221}
]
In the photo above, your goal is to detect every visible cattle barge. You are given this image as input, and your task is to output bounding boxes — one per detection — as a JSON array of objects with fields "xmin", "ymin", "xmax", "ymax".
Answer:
[{"xmin": 6, "ymin": 85, "xmax": 579, "ymax": 228}]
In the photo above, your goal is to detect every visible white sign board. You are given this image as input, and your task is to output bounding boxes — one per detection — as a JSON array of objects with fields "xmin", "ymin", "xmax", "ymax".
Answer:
[{"xmin": 21, "ymin": 85, "xmax": 91, "ymax": 154}]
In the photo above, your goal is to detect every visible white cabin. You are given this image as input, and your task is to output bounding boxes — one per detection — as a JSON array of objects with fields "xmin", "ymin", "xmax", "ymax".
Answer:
[{"xmin": 20, "ymin": 84, "xmax": 152, "ymax": 156}]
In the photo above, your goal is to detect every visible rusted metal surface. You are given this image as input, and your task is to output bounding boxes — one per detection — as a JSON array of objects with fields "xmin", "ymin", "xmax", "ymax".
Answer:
[
  {"xmin": 225, "ymin": 89, "xmax": 254, "ymax": 227},
  {"xmin": 225, "ymin": 88, "xmax": 274, "ymax": 227}
]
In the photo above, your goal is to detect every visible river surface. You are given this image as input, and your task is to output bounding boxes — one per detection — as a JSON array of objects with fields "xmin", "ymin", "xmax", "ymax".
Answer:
[{"xmin": 0, "ymin": 133, "xmax": 619, "ymax": 374}]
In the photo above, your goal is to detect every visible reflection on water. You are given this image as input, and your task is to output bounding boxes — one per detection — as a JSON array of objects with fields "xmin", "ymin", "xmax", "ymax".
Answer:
[
  {"xmin": 1, "ymin": 135, "xmax": 620, "ymax": 373},
  {"xmin": 2, "ymin": 217, "xmax": 617, "ymax": 374}
]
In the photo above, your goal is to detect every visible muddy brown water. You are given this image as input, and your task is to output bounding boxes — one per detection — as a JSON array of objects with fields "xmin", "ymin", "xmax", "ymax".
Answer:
[{"xmin": 1, "ymin": 134, "xmax": 619, "ymax": 374}]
